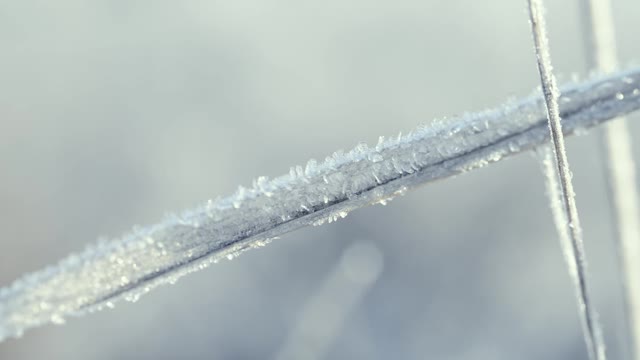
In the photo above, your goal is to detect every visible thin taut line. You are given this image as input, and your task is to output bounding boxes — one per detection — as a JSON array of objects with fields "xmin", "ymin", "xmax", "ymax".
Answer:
[
  {"xmin": 526, "ymin": 1, "xmax": 606, "ymax": 360},
  {"xmin": 2, "ymin": 65, "xmax": 640, "ymax": 342},
  {"xmin": 580, "ymin": 0, "xmax": 640, "ymax": 359}
]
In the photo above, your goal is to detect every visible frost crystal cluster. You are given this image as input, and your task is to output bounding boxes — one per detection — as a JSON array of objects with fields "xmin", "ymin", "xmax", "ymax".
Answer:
[{"xmin": 1, "ymin": 67, "xmax": 640, "ymax": 341}]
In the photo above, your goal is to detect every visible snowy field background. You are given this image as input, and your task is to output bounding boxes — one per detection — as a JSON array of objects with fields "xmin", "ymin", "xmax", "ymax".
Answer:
[{"xmin": 1, "ymin": 1, "xmax": 639, "ymax": 359}]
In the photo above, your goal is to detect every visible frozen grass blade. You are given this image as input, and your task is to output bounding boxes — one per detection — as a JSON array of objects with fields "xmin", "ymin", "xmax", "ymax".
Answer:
[
  {"xmin": 580, "ymin": 1, "xmax": 640, "ymax": 358},
  {"xmin": 527, "ymin": 0, "xmax": 606, "ymax": 359},
  {"xmin": 539, "ymin": 147, "xmax": 572, "ymax": 270},
  {"xmin": 1, "ymin": 67, "xmax": 640, "ymax": 342}
]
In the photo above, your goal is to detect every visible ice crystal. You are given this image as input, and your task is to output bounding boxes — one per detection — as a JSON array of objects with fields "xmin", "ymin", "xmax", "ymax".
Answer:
[{"xmin": 1, "ymin": 67, "xmax": 640, "ymax": 341}]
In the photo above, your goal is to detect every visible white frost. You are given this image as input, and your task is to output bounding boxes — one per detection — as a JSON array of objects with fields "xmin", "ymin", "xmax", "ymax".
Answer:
[
  {"xmin": 527, "ymin": 1, "xmax": 606, "ymax": 359},
  {"xmin": 1, "ymin": 67, "xmax": 640, "ymax": 342}
]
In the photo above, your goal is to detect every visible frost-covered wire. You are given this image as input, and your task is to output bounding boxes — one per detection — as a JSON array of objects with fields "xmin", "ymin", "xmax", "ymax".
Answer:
[
  {"xmin": 580, "ymin": 1, "xmax": 640, "ymax": 358},
  {"xmin": 1, "ymin": 67, "xmax": 640, "ymax": 342},
  {"xmin": 539, "ymin": 147, "xmax": 573, "ymax": 271},
  {"xmin": 539, "ymin": 146, "xmax": 607, "ymax": 358},
  {"xmin": 527, "ymin": 0, "xmax": 606, "ymax": 359}
]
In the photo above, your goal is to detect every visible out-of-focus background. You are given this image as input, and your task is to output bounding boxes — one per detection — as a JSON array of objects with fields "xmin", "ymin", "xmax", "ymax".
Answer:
[{"xmin": 1, "ymin": 1, "xmax": 639, "ymax": 359}]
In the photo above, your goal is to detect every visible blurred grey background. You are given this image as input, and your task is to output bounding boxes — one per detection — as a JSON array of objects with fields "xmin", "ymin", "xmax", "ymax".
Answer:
[{"xmin": 1, "ymin": 0, "xmax": 639, "ymax": 359}]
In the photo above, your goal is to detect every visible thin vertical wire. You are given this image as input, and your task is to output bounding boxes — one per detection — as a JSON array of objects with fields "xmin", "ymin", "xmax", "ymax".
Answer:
[
  {"xmin": 526, "ymin": 1, "xmax": 607, "ymax": 360},
  {"xmin": 580, "ymin": 1, "xmax": 640, "ymax": 358}
]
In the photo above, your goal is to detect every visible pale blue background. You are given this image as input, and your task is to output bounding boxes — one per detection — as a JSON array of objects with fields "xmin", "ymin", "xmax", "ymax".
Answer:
[{"xmin": 1, "ymin": 1, "xmax": 639, "ymax": 359}]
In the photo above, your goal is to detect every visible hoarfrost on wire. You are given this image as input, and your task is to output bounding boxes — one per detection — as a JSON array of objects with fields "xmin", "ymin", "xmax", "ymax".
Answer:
[
  {"xmin": 527, "ymin": 0, "xmax": 606, "ymax": 359},
  {"xmin": 1, "ymin": 67, "xmax": 640, "ymax": 342}
]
